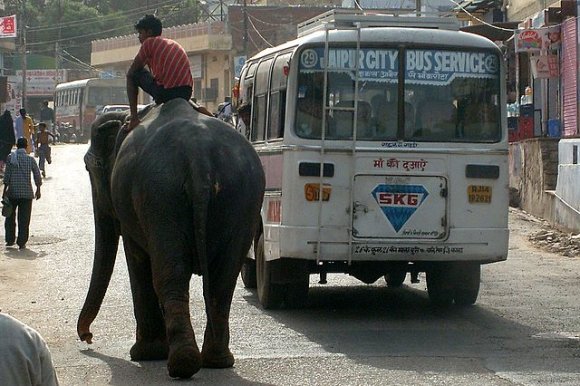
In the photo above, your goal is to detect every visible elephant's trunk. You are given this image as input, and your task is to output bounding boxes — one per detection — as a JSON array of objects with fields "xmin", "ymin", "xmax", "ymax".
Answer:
[{"xmin": 77, "ymin": 213, "xmax": 119, "ymax": 343}]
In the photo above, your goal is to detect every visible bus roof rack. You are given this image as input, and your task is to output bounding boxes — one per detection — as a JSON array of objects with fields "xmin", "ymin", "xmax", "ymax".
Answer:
[{"xmin": 297, "ymin": 9, "xmax": 460, "ymax": 37}]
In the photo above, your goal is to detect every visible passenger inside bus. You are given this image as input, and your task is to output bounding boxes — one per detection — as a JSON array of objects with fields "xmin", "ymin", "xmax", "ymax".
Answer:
[
  {"xmin": 372, "ymin": 99, "xmax": 415, "ymax": 140},
  {"xmin": 415, "ymin": 99, "xmax": 457, "ymax": 140},
  {"xmin": 373, "ymin": 99, "xmax": 397, "ymax": 138},
  {"xmin": 296, "ymin": 94, "xmax": 325, "ymax": 138},
  {"xmin": 332, "ymin": 100, "xmax": 373, "ymax": 139},
  {"xmin": 462, "ymin": 100, "xmax": 499, "ymax": 140}
]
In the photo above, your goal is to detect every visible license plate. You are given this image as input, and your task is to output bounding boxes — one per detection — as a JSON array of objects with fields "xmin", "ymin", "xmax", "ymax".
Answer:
[
  {"xmin": 468, "ymin": 185, "xmax": 492, "ymax": 204},
  {"xmin": 304, "ymin": 183, "xmax": 331, "ymax": 202}
]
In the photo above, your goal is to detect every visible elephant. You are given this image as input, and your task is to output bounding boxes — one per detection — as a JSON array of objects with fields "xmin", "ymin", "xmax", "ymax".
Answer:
[{"xmin": 77, "ymin": 98, "xmax": 265, "ymax": 379}]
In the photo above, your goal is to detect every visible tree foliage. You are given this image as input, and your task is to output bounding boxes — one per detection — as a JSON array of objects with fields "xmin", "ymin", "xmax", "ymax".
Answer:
[{"xmin": 2, "ymin": 0, "xmax": 206, "ymax": 66}]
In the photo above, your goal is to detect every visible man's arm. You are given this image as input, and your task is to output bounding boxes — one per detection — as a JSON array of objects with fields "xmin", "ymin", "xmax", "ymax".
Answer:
[
  {"xmin": 126, "ymin": 54, "xmax": 146, "ymax": 131},
  {"xmin": 31, "ymin": 159, "xmax": 42, "ymax": 199},
  {"xmin": 3, "ymin": 159, "xmax": 10, "ymax": 196}
]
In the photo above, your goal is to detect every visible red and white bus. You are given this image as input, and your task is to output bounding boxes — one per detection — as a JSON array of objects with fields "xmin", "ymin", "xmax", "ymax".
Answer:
[{"xmin": 54, "ymin": 78, "xmax": 127, "ymax": 143}]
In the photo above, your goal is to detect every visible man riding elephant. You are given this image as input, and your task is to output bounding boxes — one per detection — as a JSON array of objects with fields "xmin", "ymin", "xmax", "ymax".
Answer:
[
  {"xmin": 77, "ymin": 98, "xmax": 265, "ymax": 379},
  {"xmin": 126, "ymin": 14, "xmax": 212, "ymax": 131}
]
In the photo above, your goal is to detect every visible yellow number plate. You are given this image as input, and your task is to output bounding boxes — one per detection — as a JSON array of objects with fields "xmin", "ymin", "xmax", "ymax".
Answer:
[
  {"xmin": 304, "ymin": 183, "xmax": 331, "ymax": 202},
  {"xmin": 468, "ymin": 185, "xmax": 492, "ymax": 204}
]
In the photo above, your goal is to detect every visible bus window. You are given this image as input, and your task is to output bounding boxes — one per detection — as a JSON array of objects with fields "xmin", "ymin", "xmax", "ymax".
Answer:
[
  {"xmin": 252, "ymin": 58, "xmax": 273, "ymax": 142},
  {"xmin": 268, "ymin": 91, "xmax": 283, "ymax": 139},
  {"xmin": 89, "ymin": 87, "xmax": 108, "ymax": 106},
  {"xmin": 111, "ymin": 87, "xmax": 127, "ymax": 104},
  {"xmin": 296, "ymin": 46, "xmax": 400, "ymax": 140},
  {"xmin": 405, "ymin": 49, "xmax": 501, "ymax": 142},
  {"xmin": 268, "ymin": 53, "xmax": 291, "ymax": 139}
]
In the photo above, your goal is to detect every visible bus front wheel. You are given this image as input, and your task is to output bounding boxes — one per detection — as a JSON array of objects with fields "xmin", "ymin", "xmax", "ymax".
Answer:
[{"xmin": 256, "ymin": 235, "xmax": 284, "ymax": 309}]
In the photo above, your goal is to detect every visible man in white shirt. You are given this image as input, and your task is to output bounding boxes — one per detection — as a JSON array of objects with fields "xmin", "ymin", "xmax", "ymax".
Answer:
[{"xmin": 0, "ymin": 312, "xmax": 59, "ymax": 385}]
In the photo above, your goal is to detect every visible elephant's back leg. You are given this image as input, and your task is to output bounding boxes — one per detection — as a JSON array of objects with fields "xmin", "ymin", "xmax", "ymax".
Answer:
[
  {"xmin": 123, "ymin": 236, "xmax": 168, "ymax": 361},
  {"xmin": 201, "ymin": 216, "xmax": 257, "ymax": 368},
  {"xmin": 137, "ymin": 210, "xmax": 202, "ymax": 379}
]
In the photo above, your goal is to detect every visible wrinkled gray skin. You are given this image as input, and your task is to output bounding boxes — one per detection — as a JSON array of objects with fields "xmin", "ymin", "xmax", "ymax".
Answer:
[{"xmin": 77, "ymin": 99, "xmax": 265, "ymax": 379}]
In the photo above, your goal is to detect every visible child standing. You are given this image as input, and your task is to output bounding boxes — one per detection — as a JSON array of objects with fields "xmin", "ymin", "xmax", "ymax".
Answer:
[{"xmin": 35, "ymin": 122, "xmax": 55, "ymax": 178}]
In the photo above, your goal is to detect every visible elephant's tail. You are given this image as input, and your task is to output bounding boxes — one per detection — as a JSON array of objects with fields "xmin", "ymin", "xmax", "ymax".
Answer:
[{"xmin": 192, "ymin": 184, "xmax": 211, "ymax": 301}]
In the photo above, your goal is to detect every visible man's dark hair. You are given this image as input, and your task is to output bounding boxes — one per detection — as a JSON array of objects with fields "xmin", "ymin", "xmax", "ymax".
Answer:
[
  {"xmin": 16, "ymin": 137, "xmax": 27, "ymax": 149},
  {"xmin": 19, "ymin": 108, "xmax": 26, "ymax": 116},
  {"xmin": 135, "ymin": 14, "xmax": 162, "ymax": 36}
]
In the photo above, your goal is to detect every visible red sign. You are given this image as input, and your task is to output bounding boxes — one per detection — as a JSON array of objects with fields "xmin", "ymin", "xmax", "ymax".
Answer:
[{"xmin": 0, "ymin": 15, "xmax": 17, "ymax": 38}]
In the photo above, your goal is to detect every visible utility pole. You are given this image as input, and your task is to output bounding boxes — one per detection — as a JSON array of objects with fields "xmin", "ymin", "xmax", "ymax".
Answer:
[
  {"xmin": 242, "ymin": 0, "xmax": 248, "ymax": 58},
  {"xmin": 55, "ymin": 0, "xmax": 62, "ymax": 89},
  {"xmin": 20, "ymin": 0, "xmax": 27, "ymax": 109},
  {"xmin": 20, "ymin": 7, "xmax": 28, "ymax": 109}
]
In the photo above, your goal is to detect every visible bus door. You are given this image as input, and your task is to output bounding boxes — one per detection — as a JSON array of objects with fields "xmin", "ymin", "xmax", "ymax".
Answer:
[{"xmin": 352, "ymin": 173, "xmax": 447, "ymax": 239}]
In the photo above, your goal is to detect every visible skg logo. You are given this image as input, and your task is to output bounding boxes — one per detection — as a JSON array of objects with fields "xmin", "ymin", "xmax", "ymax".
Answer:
[
  {"xmin": 376, "ymin": 192, "xmax": 421, "ymax": 206},
  {"xmin": 371, "ymin": 184, "xmax": 429, "ymax": 232},
  {"xmin": 300, "ymin": 49, "xmax": 318, "ymax": 68}
]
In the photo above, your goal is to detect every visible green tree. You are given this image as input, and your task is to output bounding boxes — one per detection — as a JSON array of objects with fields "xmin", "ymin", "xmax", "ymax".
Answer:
[{"xmin": 3, "ymin": 0, "xmax": 204, "ymax": 67}]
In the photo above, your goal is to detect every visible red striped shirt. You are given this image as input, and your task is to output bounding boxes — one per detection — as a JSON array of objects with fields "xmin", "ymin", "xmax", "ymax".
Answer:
[{"xmin": 137, "ymin": 36, "xmax": 193, "ymax": 89}]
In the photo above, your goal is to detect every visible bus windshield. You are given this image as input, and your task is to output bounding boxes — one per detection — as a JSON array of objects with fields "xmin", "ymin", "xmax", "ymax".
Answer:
[
  {"xmin": 296, "ymin": 46, "xmax": 501, "ymax": 142},
  {"xmin": 87, "ymin": 86, "xmax": 128, "ymax": 106}
]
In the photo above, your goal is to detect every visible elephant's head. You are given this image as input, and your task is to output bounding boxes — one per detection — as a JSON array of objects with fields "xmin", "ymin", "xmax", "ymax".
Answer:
[
  {"xmin": 77, "ymin": 112, "xmax": 126, "ymax": 344},
  {"xmin": 84, "ymin": 112, "xmax": 125, "ymax": 216}
]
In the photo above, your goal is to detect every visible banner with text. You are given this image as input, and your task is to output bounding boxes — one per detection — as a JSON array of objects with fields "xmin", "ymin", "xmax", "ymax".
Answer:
[{"xmin": 299, "ymin": 47, "xmax": 499, "ymax": 85}]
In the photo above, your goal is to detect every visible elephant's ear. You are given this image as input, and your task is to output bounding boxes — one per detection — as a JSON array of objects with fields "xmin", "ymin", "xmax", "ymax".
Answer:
[{"xmin": 93, "ymin": 119, "xmax": 123, "ymax": 158}]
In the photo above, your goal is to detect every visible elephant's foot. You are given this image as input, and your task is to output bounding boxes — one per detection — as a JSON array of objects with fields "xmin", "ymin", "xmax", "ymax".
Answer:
[
  {"xmin": 167, "ymin": 344, "xmax": 202, "ymax": 379},
  {"xmin": 201, "ymin": 349, "xmax": 235, "ymax": 368},
  {"xmin": 130, "ymin": 339, "xmax": 169, "ymax": 361}
]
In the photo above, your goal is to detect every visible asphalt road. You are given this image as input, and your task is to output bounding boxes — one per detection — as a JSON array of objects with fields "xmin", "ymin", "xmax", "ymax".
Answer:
[{"xmin": 0, "ymin": 143, "xmax": 579, "ymax": 385}]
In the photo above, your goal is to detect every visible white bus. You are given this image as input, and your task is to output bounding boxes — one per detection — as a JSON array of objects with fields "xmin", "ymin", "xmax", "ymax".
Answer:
[
  {"xmin": 54, "ymin": 78, "xmax": 127, "ymax": 143},
  {"xmin": 236, "ymin": 10, "xmax": 508, "ymax": 309}
]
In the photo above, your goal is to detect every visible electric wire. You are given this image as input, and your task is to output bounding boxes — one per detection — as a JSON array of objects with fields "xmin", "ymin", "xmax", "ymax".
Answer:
[{"xmin": 246, "ymin": 13, "xmax": 274, "ymax": 48}]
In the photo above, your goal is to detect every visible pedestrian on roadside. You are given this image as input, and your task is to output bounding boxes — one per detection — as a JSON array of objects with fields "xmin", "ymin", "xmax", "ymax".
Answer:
[
  {"xmin": 14, "ymin": 109, "xmax": 35, "ymax": 154},
  {"xmin": 39, "ymin": 100, "xmax": 55, "ymax": 133},
  {"xmin": 216, "ymin": 96, "xmax": 233, "ymax": 124},
  {"xmin": 2, "ymin": 137, "xmax": 42, "ymax": 249},
  {"xmin": 0, "ymin": 312, "xmax": 60, "ymax": 385},
  {"xmin": 0, "ymin": 110, "xmax": 15, "ymax": 174},
  {"xmin": 35, "ymin": 122, "xmax": 55, "ymax": 178}
]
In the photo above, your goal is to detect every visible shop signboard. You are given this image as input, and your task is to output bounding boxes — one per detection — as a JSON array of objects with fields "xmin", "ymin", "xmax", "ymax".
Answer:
[
  {"xmin": 515, "ymin": 26, "xmax": 561, "ymax": 52},
  {"xmin": 15, "ymin": 69, "xmax": 66, "ymax": 96},
  {"xmin": 530, "ymin": 54, "xmax": 559, "ymax": 78}
]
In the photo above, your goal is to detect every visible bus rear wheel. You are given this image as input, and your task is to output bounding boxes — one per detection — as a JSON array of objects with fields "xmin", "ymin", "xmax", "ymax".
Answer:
[
  {"xmin": 427, "ymin": 262, "xmax": 481, "ymax": 306},
  {"xmin": 256, "ymin": 235, "xmax": 284, "ymax": 309},
  {"xmin": 384, "ymin": 263, "xmax": 408, "ymax": 288},
  {"xmin": 240, "ymin": 258, "xmax": 257, "ymax": 289},
  {"xmin": 427, "ymin": 264, "xmax": 454, "ymax": 306},
  {"xmin": 453, "ymin": 263, "xmax": 480, "ymax": 306}
]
